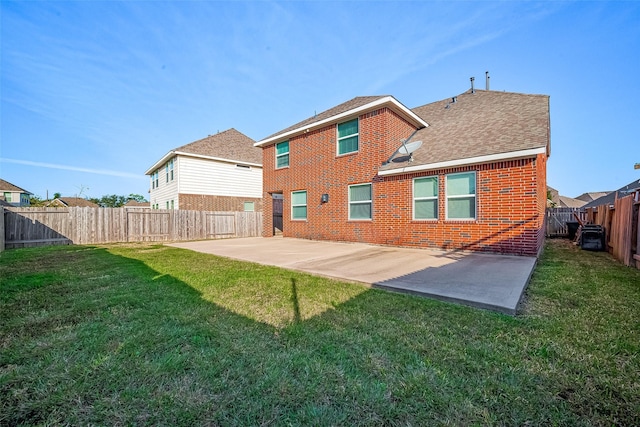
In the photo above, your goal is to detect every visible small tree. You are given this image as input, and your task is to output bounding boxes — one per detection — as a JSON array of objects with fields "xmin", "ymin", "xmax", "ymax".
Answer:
[
  {"xmin": 29, "ymin": 195, "xmax": 47, "ymax": 207},
  {"xmin": 127, "ymin": 194, "xmax": 147, "ymax": 203}
]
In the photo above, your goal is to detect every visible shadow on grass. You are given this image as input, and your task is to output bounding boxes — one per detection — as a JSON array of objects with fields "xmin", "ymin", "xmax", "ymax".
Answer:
[{"xmin": 1, "ymin": 242, "xmax": 639, "ymax": 426}]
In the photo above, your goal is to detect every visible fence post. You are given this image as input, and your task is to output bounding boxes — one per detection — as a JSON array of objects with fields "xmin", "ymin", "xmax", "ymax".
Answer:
[{"xmin": 0, "ymin": 206, "xmax": 4, "ymax": 252}]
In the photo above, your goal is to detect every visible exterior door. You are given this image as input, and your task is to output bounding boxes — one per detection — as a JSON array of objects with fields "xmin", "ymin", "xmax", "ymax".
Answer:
[{"xmin": 272, "ymin": 193, "xmax": 283, "ymax": 235}]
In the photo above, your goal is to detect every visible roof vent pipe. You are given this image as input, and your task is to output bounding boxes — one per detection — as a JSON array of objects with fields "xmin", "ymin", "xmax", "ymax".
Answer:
[
  {"xmin": 486, "ymin": 71, "xmax": 490, "ymax": 90},
  {"xmin": 470, "ymin": 77, "xmax": 475, "ymax": 93}
]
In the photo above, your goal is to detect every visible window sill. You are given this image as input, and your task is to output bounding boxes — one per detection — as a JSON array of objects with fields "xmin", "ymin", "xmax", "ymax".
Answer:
[{"xmin": 336, "ymin": 151, "xmax": 359, "ymax": 158}]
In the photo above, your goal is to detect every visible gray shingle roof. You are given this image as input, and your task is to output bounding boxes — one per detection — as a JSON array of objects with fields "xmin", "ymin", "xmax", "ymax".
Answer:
[
  {"xmin": 261, "ymin": 96, "xmax": 388, "ymax": 142},
  {"xmin": 582, "ymin": 179, "xmax": 640, "ymax": 208},
  {"xmin": 380, "ymin": 89, "xmax": 550, "ymax": 172},
  {"xmin": 175, "ymin": 128, "xmax": 261, "ymax": 164}
]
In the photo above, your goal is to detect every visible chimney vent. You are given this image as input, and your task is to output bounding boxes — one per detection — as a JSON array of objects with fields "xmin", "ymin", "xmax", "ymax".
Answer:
[
  {"xmin": 486, "ymin": 71, "xmax": 490, "ymax": 90},
  {"xmin": 470, "ymin": 77, "xmax": 475, "ymax": 93}
]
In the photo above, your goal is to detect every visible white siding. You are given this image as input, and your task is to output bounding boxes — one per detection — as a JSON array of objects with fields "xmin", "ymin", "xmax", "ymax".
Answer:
[
  {"xmin": 148, "ymin": 161, "xmax": 178, "ymax": 209},
  {"xmin": 177, "ymin": 156, "xmax": 263, "ymax": 198}
]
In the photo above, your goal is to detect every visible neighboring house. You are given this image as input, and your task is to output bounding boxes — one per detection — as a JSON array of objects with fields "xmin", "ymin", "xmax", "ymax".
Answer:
[
  {"xmin": 583, "ymin": 179, "xmax": 640, "ymax": 209},
  {"xmin": 0, "ymin": 178, "xmax": 32, "ymax": 206},
  {"xmin": 145, "ymin": 128, "xmax": 263, "ymax": 212},
  {"xmin": 45, "ymin": 197, "xmax": 99, "ymax": 208},
  {"xmin": 575, "ymin": 191, "xmax": 611, "ymax": 204},
  {"xmin": 256, "ymin": 88, "xmax": 550, "ymax": 256},
  {"xmin": 124, "ymin": 200, "xmax": 150, "ymax": 210}
]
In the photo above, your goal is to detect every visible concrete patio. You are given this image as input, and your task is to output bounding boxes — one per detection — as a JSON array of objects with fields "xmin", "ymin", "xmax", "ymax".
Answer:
[{"xmin": 168, "ymin": 237, "xmax": 537, "ymax": 315}]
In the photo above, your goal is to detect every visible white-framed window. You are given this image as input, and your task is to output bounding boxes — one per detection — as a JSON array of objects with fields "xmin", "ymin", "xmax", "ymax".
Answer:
[
  {"xmin": 337, "ymin": 118, "xmax": 359, "ymax": 155},
  {"xmin": 276, "ymin": 141, "xmax": 290, "ymax": 169},
  {"xmin": 446, "ymin": 171, "xmax": 476, "ymax": 220},
  {"xmin": 291, "ymin": 190, "xmax": 307, "ymax": 220},
  {"xmin": 348, "ymin": 183, "xmax": 372, "ymax": 220},
  {"xmin": 166, "ymin": 159, "xmax": 174, "ymax": 182},
  {"xmin": 170, "ymin": 200, "xmax": 174, "ymax": 210},
  {"xmin": 244, "ymin": 201, "xmax": 255, "ymax": 212},
  {"xmin": 4, "ymin": 192, "xmax": 12, "ymax": 202},
  {"xmin": 414, "ymin": 176, "xmax": 438, "ymax": 220},
  {"xmin": 151, "ymin": 170, "xmax": 159, "ymax": 189}
]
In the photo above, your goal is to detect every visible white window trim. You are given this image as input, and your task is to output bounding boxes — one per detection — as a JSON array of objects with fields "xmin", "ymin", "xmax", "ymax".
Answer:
[
  {"xmin": 445, "ymin": 171, "xmax": 477, "ymax": 221},
  {"xmin": 413, "ymin": 176, "xmax": 439, "ymax": 221},
  {"xmin": 337, "ymin": 118, "xmax": 359, "ymax": 156},
  {"xmin": 276, "ymin": 141, "xmax": 290, "ymax": 169},
  {"xmin": 291, "ymin": 190, "xmax": 307, "ymax": 220},
  {"xmin": 348, "ymin": 183, "xmax": 372, "ymax": 221}
]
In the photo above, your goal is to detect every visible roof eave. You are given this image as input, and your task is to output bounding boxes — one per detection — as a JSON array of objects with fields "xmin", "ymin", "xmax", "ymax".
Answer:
[
  {"xmin": 145, "ymin": 151, "xmax": 176, "ymax": 175},
  {"xmin": 378, "ymin": 146, "xmax": 547, "ymax": 177},
  {"xmin": 254, "ymin": 96, "xmax": 429, "ymax": 148}
]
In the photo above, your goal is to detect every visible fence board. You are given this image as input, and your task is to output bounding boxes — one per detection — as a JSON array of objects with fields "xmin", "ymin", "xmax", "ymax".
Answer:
[
  {"xmin": 545, "ymin": 207, "xmax": 586, "ymax": 237},
  {"xmin": 4, "ymin": 207, "xmax": 262, "ymax": 248}
]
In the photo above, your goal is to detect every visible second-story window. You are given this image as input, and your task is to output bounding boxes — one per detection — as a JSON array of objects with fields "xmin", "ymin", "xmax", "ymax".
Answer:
[
  {"xmin": 337, "ymin": 118, "xmax": 359, "ymax": 155},
  {"xmin": 276, "ymin": 141, "xmax": 289, "ymax": 169},
  {"xmin": 166, "ymin": 159, "xmax": 174, "ymax": 182}
]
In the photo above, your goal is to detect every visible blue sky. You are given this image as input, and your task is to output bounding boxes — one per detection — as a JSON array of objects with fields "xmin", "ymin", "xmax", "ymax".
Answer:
[{"xmin": 1, "ymin": 1, "xmax": 639, "ymax": 200}]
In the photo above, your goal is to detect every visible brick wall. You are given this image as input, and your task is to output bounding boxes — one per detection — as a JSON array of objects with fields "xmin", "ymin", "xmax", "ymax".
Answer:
[
  {"xmin": 261, "ymin": 108, "xmax": 546, "ymax": 256},
  {"xmin": 179, "ymin": 194, "xmax": 263, "ymax": 212}
]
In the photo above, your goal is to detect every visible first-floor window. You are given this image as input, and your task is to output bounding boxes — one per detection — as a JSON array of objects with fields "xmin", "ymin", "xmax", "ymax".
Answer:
[
  {"xmin": 414, "ymin": 176, "xmax": 438, "ymax": 220},
  {"xmin": 349, "ymin": 183, "xmax": 372, "ymax": 220},
  {"xmin": 292, "ymin": 190, "xmax": 307, "ymax": 220},
  {"xmin": 446, "ymin": 171, "xmax": 476, "ymax": 219},
  {"xmin": 166, "ymin": 201, "xmax": 170, "ymax": 209},
  {"xmin": 244, "ymin": 201, "xmax": 255, "ymax": 212},
  {"xmin": 170, "ymin": 200, "xmax": 174, "ymax": 210}
]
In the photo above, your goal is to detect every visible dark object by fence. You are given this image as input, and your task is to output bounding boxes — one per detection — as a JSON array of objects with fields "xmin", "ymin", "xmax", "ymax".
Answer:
[
  {"xmin": 580, "ymin": 225, "xmax": 605, "ymax": 251},
  {"xmin": 566, "ymin": 221, "xmax": 580, "ymax": 240}
]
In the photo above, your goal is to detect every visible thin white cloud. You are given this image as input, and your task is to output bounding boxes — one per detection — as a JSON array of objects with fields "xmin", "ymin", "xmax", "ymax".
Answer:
[{"xmin": 0, "ymin": 158, "xmax": 145, "ymax": 179}]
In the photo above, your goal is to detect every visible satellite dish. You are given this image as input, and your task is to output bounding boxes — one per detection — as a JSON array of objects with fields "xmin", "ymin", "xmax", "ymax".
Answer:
[{"xmin": 398, "ymin": 140, "xmax": 423, "ymax": 155}]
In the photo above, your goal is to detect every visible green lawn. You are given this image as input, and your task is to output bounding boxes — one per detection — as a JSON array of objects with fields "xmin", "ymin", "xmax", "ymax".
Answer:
[{"xmin": 1, "ymin": 239, "xmax": 639, "ymax": 426}]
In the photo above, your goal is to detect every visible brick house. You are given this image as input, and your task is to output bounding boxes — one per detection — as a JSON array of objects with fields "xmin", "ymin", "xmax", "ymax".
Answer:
[
  {"xmin": 255, "ymin": 89, "xmax": 550, "ymax": 256},
  {"xmin": 145, "ymin": 128, "xmax": 263, "ymax": 212}
]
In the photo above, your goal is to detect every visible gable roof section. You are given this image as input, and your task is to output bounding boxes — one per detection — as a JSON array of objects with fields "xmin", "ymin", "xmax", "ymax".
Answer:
[
  {"xmin": 575, "ymin": 191, "xmax": 611, "ymax": 203},
  {"xmin": 46, "ymin": 197, "xmax": 99, "ymax": 208},
  {"xmin": 145, "ymin": 128, "xmax": 261, "ymax": 175},
  {"xmin": 255, "ymin": 96, "xmax": 428, "ymax": 147},
  {"xmin": 558, "ymin": 196, "xmax": 586, "ymax": 208},
  {"xmin": 379, "ymin": 89, "xmax": 550, "ymax": 175},
  {"xmin": 0, "ymin": 178, "xmax": 32, "ymax": 195}
]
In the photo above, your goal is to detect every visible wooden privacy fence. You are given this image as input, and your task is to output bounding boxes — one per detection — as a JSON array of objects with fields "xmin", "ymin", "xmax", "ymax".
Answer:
[
  {"xmin": 584, "ymin": 194, "xmax": 640, "ymax": 269},
  {"xmin": 2, "ymin": 207, "xmax": 263, "ymax": 249},
  {"xmin": 545, "ymin": 207, "xmax": 587, "ymax": 237},
  {"xmin": 547, "ymin": 193, "xmax": 640, "ymax": 269}
]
